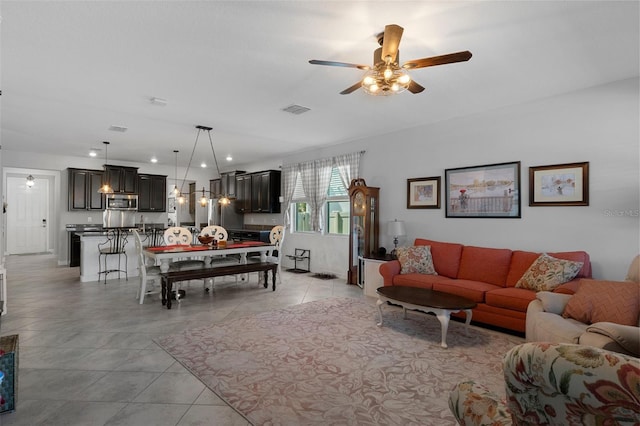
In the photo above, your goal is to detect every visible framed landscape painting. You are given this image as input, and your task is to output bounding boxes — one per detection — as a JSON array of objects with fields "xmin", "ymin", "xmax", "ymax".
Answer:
[
  {"xmin": 407, "ymin": 176, "xmax": 441, "ymax": 209},
  {"xmin": 445, "ymin": 161, "xmax": 521, "ymax": 218},
  {"xmin": 529, "ymin": 162, "xmax": 589, "ymax": 206}
]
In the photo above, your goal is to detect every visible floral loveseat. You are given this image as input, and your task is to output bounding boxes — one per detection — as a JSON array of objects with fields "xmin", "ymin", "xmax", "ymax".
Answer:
[
  {"xmin": 448, "ymin": 342, "xmax": 640, "ymax": 425},
  {"xmin": 379, "ymin": 238, "xmax": 591, "ymax": 333}
]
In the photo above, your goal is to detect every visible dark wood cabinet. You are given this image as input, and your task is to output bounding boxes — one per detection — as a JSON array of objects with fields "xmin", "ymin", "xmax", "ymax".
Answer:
[
  {"xmin": 235, "ymin": 174, "xmax": 252, "ymax": 213},
  {"xmin": 68, "ymin": 168, "xmax": 105, "ymax": 211},
  {"xmin": 250, "ymin": 170, "xmax": 281, "ymax": 213},
  {"xmin": 210, "ymin": 170, "xmax": 245, "ymax": 199},
  {"xmin": 105, "ymin": 165, "xmax": 138, "ymax": 194},
  {"xmin": 210, "ymin": 178, "xmax": 222, "ymax": 198},
  {"xmin": 137, "ymin": 174, "xmax": 167, "ymax": 212}
]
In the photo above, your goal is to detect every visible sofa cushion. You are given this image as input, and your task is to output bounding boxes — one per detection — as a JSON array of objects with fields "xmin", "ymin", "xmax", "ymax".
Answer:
[
  {"xmin": 563, "ymin": 279, "xmax": 640, "ymax": 326},
  {"xmin": 506, "ymin": 250, "xmax": 591, "ymax": 286},
  {"xmin": 515, "ymin": 253, "xmax": 583, "ymax": 291},
  {"xmin": 432, "ymin": 279, "xmax": 502, "ymax": 303},
  {"xmin": 396, "ymin": 245, "xmax": 437, "ymax": 275},
  {"xmin": 414, "ymin": 239, "xmax": 463, "ymax": 278},
  {"xmin": 457, "ymin": 246, "xmax": 512, "ymax": 286},
  {"xmin": 392, "ymin": 273, "xmax": 452, "ymax": 289},
  {"xmin": 485, "ymin": 287, "xmax": 537, "ymax": 313}
]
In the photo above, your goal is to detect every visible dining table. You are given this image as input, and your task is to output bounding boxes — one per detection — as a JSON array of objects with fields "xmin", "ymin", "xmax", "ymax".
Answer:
[{"xmin": 143, "ymin": 241, "xmax": 275, "ymax": 273}]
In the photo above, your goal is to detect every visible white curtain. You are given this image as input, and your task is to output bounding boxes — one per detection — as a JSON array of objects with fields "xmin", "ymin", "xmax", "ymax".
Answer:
[
  {"xmin": 281, "ymin": 163, "xmax": 298, "ymax": 227},
  {"xmin": 300, "ymin": 158, "xmax": 333, "ymax": 232},
  {"xmin": 334, "ymin": 151, "xmax": 363, "ymax": 190}
]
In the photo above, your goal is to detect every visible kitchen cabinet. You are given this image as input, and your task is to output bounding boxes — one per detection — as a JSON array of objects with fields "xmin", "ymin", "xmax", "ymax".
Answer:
[
  {"xmin": 250, "ymin": 170, "xmax": 281, "ymax": 213},
  {"xmin": 105, "ymin": 165, "xmax": 138, "ymax": 194},
  {"xmin": 137, "ymin": 174, "xmax": 167, "ymax": 212},
  {"xmin": 68, "ymin": 168, "xmax": 105, "ymax": 211},
  {"xmin": 210, "ymin": 170, "xmax": 245, "ymax": 198},
  {"xmin": 235, "ymin": 174, "xmax": 252, "ymax": 213},
  {"xmin": 210, "ymin": 178, "xmax": 222, "ymax": 198}
]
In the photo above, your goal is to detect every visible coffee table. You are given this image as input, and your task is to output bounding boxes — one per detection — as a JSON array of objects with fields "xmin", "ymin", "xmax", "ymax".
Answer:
[{"xmin": 376, "ymin": 286, "xmax": 477, "ymax": 348}]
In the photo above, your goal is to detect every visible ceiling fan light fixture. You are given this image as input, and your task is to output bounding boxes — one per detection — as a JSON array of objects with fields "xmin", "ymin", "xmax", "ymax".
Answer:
[
  {"xmin": 383, "ymin": 67, "xmax": 393, "ymax": 79},
  {"xmin": 398, "ymin": 73, "xmax": 411, "ymax": 84}
]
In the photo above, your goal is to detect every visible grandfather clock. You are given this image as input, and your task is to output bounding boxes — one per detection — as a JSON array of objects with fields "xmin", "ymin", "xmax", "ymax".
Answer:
[{"xmin": 347, "ymin": 178, "xmax": 380, "ymax": 284}]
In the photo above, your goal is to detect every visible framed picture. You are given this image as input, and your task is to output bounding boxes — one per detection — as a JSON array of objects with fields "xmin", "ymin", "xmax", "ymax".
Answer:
[
  {"xmin": 407, "ymin": 176, "xmax": 441, "ymax": 209},
  {"xmin": 529, "ymin": 162, "xmax": 589, "ymax": 206},
  {"xmin": 445, "ymin": 161, "xmax": 521, "ymax": 218}
]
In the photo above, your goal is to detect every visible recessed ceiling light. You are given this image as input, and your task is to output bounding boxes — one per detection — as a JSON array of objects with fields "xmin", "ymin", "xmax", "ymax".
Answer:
[
  {"xmin": 150, "ymin": 157, "xmax": 158, "ymax": 163},
  {"xmin": 89, "ymin": 148, "xmax": 100, "ymax": 157},
  {"xmin": 109, "ymin": 125, "xmax": 128, "ymax": 132},
  {"xmin": 226, "ymin": 155, "xmax": 233, "ymax": 162},
  {"xmin": 200, "ymin": 162, "xmax": 207, "ymax": 168}
]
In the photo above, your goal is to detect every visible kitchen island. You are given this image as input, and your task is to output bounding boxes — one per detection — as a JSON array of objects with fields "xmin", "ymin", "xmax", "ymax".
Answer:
[{"xmin": 77, "ymin": 226, "xmax": 165, "ymax": 283}]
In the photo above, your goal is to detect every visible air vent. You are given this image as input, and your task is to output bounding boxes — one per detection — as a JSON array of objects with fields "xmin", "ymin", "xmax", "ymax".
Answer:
[
  {"xmin": 109, "ymin": 125, "xmax": 128, "ymax": 132},
  {"xmin": 150, "ymin": 97, "xmax": 168, "ymax": 106},
  {"xmin": 282, "ymin": 104, "xmax": 311, "ymax": 115}
]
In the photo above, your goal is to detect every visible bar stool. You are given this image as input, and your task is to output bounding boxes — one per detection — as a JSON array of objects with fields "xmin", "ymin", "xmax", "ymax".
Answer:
[{"xmin": 98, "ymin": 229, "xmax": 128, "ymax": 284}]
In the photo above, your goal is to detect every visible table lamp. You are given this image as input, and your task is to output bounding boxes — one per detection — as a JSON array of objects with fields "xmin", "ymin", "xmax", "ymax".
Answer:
[{"xmin": 387, "ymin": 219, "xmax": 406, "ymax": 258}]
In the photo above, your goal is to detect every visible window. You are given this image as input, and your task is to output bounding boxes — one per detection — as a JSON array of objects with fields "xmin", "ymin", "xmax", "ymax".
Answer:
[{"xmin": 291, "ymin": 167, "xmax": 350, "ymax": 234}]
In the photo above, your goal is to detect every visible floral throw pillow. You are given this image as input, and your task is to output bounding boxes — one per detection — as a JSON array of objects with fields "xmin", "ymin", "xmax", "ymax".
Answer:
[
  {"xmin": 515, "ymin": 253, "xmax": 583, "ymax": 291},
  {"xmin": 396, "ymin": 245, "xmax": 437, "ymax": 275}
]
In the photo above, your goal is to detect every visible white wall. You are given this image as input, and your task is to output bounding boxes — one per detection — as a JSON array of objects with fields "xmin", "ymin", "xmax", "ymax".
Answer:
[
  {"xmin": 262, "ymin": 78, "xmax": 639, "ymax": 280},
  {"xmin": 0, "ymin": 152, "xmax": 213, "ymax": 264},
  {"xmin": 2, "ymin": 78, "xmax": 638, "ymax": 278}
]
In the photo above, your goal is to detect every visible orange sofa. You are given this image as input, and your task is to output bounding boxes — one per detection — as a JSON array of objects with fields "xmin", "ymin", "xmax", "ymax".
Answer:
[{"xmin": 378, "ymin": 238, "xmax": 591, "ymax": 333}]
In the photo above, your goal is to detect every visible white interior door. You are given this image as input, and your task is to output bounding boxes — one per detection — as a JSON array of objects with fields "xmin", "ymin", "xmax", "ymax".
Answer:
[{"xmin": 6, "ymin": 176, "xmax": 49, "ymax": 254}]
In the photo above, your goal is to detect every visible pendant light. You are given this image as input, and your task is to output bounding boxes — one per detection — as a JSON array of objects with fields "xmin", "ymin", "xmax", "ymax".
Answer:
[
  {"xmin": 98, "ymin": 141, "xmax": 114, "ymax": 194},
  {"xmin": 172, "ymin": 150, "xmax": 181, "ymax": 197},
  {"xmin": 203, "ymin": 126, "xmax": 231, "ymax": 205}
]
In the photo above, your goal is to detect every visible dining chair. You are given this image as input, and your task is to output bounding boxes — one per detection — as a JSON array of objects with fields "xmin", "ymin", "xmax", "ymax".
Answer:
[
  {"xmin": 251, "ymin": 225, "xmax": 285, "ymax": 285},
  {"xmin": 162, "ymin": 226, "xmax": 205, "ymax": 270},
  {"xmin": 266, "ymin": 225, "xmax": 285, "ymax": 284},
  {"xmin": 132, "ymin": 229, "xmax": 161, "ymax": 304},
  {"xmin": 98, "ymin": 229, "xmax": 128, "ymax": 284},
  {"xmin": 199, "ymin": 225, "xmax": 239, "ymax": 287},
  {"xmin": 200, "ymin": 225, "xmax": 229, "ymax": 243}
]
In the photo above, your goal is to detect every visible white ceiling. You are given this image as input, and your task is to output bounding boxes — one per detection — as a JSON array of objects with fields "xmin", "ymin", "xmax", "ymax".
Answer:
[{"xmin": 1, "ymin": 1, "xmax": 638, "ymax": 169}]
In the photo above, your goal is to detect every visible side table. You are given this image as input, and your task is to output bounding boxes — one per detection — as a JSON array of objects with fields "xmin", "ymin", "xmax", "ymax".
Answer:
[{"xmin": 359, "ymin": 254, "xmax": 393, "ymax": 297}]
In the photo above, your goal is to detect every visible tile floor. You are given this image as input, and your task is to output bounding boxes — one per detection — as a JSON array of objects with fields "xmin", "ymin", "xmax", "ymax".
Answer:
[{"xmin": 0, "ymin": 254, "xmax": 364, "ymax": 426}]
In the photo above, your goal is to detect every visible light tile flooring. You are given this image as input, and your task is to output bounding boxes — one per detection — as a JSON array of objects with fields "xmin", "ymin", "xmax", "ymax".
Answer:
[{"xmin": 0, "ymin": 254, "xmax": 364, "ymax": 426}]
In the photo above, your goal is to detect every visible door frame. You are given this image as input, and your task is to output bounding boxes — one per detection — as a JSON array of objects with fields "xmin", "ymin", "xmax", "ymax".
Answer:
[{"xmin": 2, "ymin": 168, "xmax": 61, "ymax": 259}]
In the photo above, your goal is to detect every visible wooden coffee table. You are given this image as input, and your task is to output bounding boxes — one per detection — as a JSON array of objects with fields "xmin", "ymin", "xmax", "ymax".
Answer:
[{"xmin": 376, "ymin": 286, "xmax": 477, "ymax": 348}]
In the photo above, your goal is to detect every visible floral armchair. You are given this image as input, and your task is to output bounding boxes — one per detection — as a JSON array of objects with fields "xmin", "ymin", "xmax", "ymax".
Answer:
[{"xmin": 449, "ymin": 342, "xmax": 640, "ymax": 425}]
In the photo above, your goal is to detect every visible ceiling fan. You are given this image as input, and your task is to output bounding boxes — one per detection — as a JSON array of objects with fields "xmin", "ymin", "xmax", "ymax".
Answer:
[{"xmin": 309, "ymin": 24, "xmax": 472, "ymax": 95}]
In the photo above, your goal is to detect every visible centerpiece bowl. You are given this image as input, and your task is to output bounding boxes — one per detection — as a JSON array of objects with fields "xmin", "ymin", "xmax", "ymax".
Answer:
[{"xmin": 197, "ymin": 235, "xmax": 215, "ymax": 245}]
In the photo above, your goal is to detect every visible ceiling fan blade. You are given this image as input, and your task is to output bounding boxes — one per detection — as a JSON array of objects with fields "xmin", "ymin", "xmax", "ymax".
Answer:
[
  {"xmin": 407, "ymin": 80, "xmax": 425, "ymax": 94},
  {"xmin": 309, "ymin": 59, "xmax": 370, "ymax": 70},
  {"xmin": 403, "ymin": 51, "xmax": 473, "ymax": 69},
  {"xmin": 381, "ymin": 24, "xmax": 403, "ymax": 63},
  {"xmin": 340, "ymin": 81, "xmax": 362, "ymax": 95}
]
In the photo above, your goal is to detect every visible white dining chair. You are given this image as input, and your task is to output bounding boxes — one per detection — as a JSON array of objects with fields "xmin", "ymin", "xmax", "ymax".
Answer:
[
  {"xmin": 162, "ymin": 227, "xmax": 205, "ymax": 270},
  {"xmin": 251, "ymin": 225, "xmax": 285, "ymax": 285},
  {"xmin": 267, "ymin": 225, "xmax": 285, "ymax": 284},
  {"xmin": 133, "ymin": 229, "xmax": 161, "ymax": 304},
  {"xmin": 199, "ymin": 225, "xmax": 239, "ymax": 287}
]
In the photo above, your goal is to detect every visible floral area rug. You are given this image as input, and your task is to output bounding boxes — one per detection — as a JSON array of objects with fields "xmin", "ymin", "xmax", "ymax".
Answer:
[{"xmin": 156, "ymin": 297, "xmax": 524, "ymax": 425}]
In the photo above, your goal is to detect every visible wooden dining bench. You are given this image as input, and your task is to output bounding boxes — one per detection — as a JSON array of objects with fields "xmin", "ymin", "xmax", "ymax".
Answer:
[{"xmin": 160, "ymin": 261, "xmax": 278, "ymax": 309}]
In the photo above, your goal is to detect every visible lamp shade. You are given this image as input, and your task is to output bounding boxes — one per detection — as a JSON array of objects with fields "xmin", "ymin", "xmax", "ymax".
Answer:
[{"xmin": 387, "ymin": 220, "xmax": 406, "ymax": 237}]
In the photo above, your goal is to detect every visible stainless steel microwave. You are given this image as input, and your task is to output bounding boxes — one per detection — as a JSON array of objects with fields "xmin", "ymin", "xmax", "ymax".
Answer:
[{"xmin": 106, "ymin": 194, "xmax": 138, "ymax": 210}]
